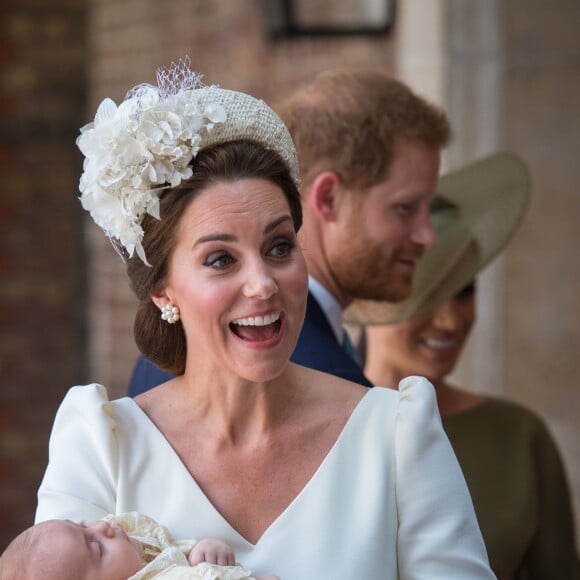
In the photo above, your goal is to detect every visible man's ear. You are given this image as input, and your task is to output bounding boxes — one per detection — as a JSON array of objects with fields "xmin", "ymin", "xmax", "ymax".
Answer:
[{"xmin": 308, "ymin": 171, "xmax": 344, "ymax": 223}]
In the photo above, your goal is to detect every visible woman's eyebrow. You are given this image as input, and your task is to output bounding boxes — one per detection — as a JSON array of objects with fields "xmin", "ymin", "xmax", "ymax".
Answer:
[
  {"xmin": 194, "ymin": 233, "xmax": 235, "ymax": 246},
  {"xmin": 193, "ymin": 215, "xmax": 292, "ymax": 247},
  {"xmin": 264, "ymin": 215, "xmax": 292, "ymax": 234}
]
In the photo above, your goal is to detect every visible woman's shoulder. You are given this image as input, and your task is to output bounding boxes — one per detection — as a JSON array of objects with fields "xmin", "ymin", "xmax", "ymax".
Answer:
[
  {"xmin": 295, "ymin": 364, "xmax": 435, "ymax": 401},
  {"xmin": 56, "ymin": 383, "xmax": 113, "ymax": 417},
  {"xmin": 445, "ymin": 395, "xmax": 559, "ymax": 458},
  {"xmin": 287, "ymin": 365, "xmax": 438, "ymax": 433},
  {"xmin": 373, "ymin": 375, "xmax": 438, "ymax": 410},
  {"xmin": 468, "ymin": 395, "xmax": 551, "ymax": 434},
  {"xmin": 60, "ymin": 382, "xmax": 110, "ymax": 404},
  {"xmin": 59, "ymin": 382, "xmax": 124, "ymax": 406},
  {"xmin": 318, "ymin": 373, "xmax": 439, "ymax": 421},
  {"xmin": 355, "ymin": 376, "xmax": 440, "ymax": 432},
  {"xmin": 53, "ymin": 383, "xmax": 139, "ymax": 433},
  {"xmin": 290, "ymin": 363, "xmax": 368, "ymax": 406}
]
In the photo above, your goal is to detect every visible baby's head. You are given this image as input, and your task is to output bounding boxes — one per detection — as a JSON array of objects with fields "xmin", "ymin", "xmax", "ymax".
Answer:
[{"xmin": 0, "ymin": 518, "xmax": 144, "ymax": 580}]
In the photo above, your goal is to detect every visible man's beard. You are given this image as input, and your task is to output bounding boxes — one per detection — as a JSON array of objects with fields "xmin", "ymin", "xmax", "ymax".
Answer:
[{"xmin": 330, "ymin": 235, "xmax": 417, "ymax": 304}]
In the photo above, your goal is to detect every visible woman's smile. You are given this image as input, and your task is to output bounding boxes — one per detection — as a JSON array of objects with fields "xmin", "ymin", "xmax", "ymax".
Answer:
[{"xmin": 230, "ymin": 311, "xmax": 284, "ymax": 344}]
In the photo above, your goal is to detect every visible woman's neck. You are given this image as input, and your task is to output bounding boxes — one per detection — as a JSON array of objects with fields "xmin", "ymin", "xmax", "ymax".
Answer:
[
  {"xmin": 428, "ymin": 380, "xmax": 487, "ymax": 417},
  {"xmin": 139, "ymin": 363, "xmax": 305, "ymax": 445}
]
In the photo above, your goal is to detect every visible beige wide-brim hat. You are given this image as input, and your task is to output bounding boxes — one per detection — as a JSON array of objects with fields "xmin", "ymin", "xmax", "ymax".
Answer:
[{"xmin": 343, "ymin": 152, "xmax": 532, "ymax": 325}]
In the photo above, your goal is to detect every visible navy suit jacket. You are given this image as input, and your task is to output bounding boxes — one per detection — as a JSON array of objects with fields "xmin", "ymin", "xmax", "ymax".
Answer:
[{"xmin": 128, "ymin": 291, "xmax": 373, "ymax": 396}]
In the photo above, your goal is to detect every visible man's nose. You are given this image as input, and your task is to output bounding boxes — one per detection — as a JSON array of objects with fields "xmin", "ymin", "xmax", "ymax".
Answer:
[{"xmin": 411, "ymin": 208, "xmax": 436, "ymax": 248}]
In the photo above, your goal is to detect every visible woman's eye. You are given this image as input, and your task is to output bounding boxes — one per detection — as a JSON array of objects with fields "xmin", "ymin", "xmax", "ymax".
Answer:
[
  {"xmin": 204, "ymin": 252, "xmax": 235, "ymax": 269},
  {"xmin": 455, "ymin": 282, "xmax": 476, "ymax": 300},
  {"xmin": 269, "ymin": 240, "xmax": 294, "ymax": 259}
]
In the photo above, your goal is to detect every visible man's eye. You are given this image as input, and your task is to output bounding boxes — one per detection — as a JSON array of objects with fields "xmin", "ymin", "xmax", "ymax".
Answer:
[
  {"xmin": 204, "ymin": 252, "xmax": 235, "ymax": 269},
  {"xmin": 395, "ymin": 203, "xmax": 417, "ymax": 216}
]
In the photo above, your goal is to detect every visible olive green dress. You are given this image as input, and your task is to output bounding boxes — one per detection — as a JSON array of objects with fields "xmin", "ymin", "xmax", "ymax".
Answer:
[{"xmin": 443, "ymin": 398, "xmax": 580, "ymax": 580}]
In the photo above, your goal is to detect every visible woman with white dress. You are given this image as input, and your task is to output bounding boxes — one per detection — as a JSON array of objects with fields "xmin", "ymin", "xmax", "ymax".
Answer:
[{"xmin": 34, "ymin": 60, "xmax": 494, "ymax": 579}]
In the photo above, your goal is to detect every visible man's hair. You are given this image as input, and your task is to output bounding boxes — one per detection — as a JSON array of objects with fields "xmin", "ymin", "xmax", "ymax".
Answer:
[{"xmin": 276, "ymin": 68, "xmax": 451, "ymax": 190}]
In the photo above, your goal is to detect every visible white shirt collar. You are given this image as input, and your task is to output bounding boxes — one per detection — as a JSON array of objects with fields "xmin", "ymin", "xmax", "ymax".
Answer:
[{"xmin": 308, "ymin": 275, "xmax": 343, "ymax": 343}]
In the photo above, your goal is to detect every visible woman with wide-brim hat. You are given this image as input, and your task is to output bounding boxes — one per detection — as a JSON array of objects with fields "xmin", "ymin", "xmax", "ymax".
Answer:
[{"xmin": 347, "ymin": 153, "xmax": 580, "ymax": 579}]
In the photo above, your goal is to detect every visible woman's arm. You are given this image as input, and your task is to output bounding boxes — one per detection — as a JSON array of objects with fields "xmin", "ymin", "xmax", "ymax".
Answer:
[
  {"xmin": 394, "ymin": 376, "xmax": 496, "ymax": 579},
  {"xmin": 523, "ymin": 420, "xmax": 580, "ymax": 578},
  {"xmin": 35, "ymin": 384, "xmax": 118, "ymax": 523}
]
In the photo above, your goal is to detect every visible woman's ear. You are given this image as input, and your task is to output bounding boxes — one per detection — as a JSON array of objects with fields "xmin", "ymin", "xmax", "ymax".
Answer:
[
  {"xmin": 308, "ymin": 171, "xmax": 344, "ymax": 223},
  {"xmin": 150, "ymin": 281, "xmax": 170, "ymax": 312}
]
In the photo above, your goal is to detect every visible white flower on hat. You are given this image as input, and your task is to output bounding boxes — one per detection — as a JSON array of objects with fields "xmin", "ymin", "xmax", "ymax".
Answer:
[
  {"xmin": 77, "ymin": 62, "xmax": 226, "ymax": 265},
  {"xmin": 77, "ymin": 57, "xmax": 298, "ymax": 266}
]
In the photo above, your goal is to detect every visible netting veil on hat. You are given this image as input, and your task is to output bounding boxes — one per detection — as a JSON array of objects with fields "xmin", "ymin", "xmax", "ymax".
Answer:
[{"xmin": 77, "ymin": 58, "xmax": 299, "ymax": 266}]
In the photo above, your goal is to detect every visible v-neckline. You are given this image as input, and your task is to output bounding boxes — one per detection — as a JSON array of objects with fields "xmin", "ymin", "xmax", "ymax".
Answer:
[{"xmin": 123, "ymin": 388, "xmax": 376, "ymax": 547}]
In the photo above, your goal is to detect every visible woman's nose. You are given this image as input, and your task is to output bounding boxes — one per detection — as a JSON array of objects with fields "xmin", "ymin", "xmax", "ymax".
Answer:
[
  {"xmin": 432, "ymin": 300, "xmax": 461, "ymax": 330},
  {"xmin": 243, "ymin": 261, "xmax": 278, "ymax": 300}
]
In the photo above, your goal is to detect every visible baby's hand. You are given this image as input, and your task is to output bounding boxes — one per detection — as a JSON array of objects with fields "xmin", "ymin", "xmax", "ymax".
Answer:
[{"xmin": 189, "ymin": 538, "xmax": 236, "ymax": 566}]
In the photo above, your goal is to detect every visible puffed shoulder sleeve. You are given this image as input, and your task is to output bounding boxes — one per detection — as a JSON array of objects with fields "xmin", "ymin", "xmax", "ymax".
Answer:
[
  {"xmin": 35, "ymin": 384, "xmax": 118, "ymax": 523},
  {"xmin": 394, "ymin": 376, "xmax": 496, "ymax": 579}
]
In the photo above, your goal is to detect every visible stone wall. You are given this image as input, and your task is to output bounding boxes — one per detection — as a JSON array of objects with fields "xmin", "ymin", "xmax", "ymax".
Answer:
[
  {"xmin": 398, "ymin": 0, "xmax": 580, "ymax": 545},
  {"xmin": 502, "ymin": 0, "xmax": 580, "ymax": 543}
]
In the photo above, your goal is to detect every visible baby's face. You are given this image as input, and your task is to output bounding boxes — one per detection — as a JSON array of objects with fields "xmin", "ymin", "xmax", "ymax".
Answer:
[{"xmin": 37, "ymin": 519, "xmax": 143, "ymax": 580}]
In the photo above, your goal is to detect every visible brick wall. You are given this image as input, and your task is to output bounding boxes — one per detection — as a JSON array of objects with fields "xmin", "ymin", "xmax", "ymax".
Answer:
[
  {"xmin": 0, "ymin": 0, "xmax": 87, "ymax": 548},
  {"xmin": 0, "ymin": 0, "xmax": 395, "ymax": 548}
]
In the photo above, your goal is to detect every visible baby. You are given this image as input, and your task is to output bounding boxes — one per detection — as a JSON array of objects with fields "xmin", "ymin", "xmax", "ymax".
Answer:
[{"xmin": 0, "ymin": 512, "xmax": 278, "ymax": 580}]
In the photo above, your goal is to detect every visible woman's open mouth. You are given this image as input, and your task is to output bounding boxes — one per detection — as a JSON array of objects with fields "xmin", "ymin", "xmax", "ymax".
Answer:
[{"xmin": 230, "ymin": 312, "xmax": 283, "ymax": 341}]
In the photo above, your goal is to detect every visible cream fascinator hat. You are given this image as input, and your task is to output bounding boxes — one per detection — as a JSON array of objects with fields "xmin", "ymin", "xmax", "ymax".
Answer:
[
  {"xmin": 344, "ymin": 152, "xmax": 532, "ymax": 325},
  {"xmin": 77, "ymin": 58, "xmax": 298, "ymax": 265}
]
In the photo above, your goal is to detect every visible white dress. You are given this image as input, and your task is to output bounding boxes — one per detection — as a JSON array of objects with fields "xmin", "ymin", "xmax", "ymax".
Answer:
[{"xmin": 35, "ymin": 376, "xmax": 495, "ymax": 579}]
